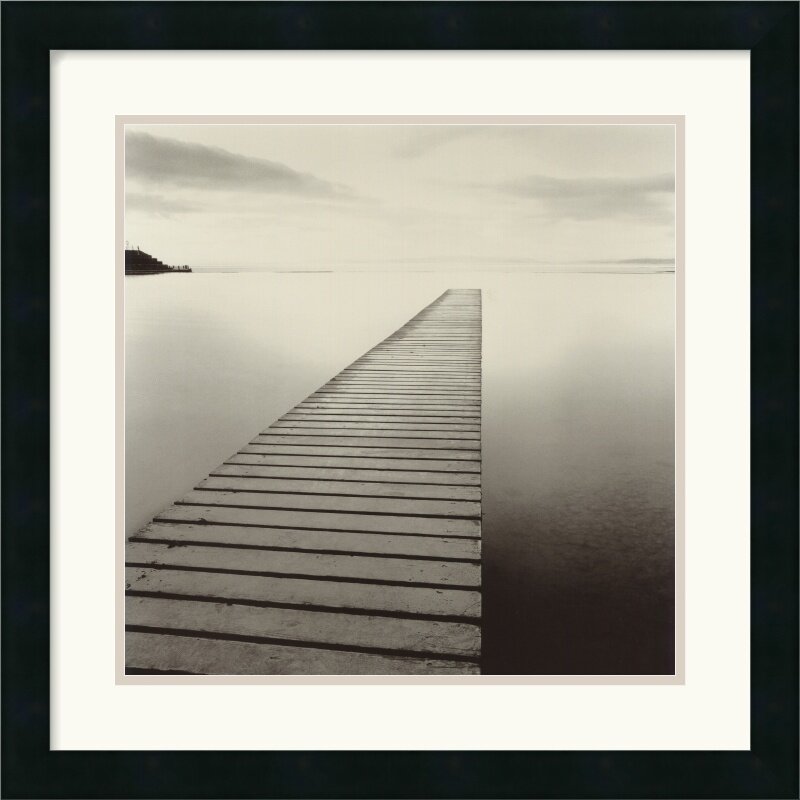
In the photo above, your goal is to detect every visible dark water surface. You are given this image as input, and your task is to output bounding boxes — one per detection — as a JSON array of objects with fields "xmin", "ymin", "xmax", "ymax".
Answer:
[
  {"xmin": 126, "ymin": 271, "xmax": 675, "ymax": 675},
  {"xmin": 481, "ymin": 275, "xmax": 675, "ymax": 674}
]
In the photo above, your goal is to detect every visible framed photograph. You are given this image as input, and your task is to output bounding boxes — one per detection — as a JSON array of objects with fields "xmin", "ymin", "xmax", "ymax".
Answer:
[
  {"xmin": 119, "ymin": 114, "xmax": 682, "ymax": 683},
  {"xmin": 3, "ymin": 2, "xmax": 797, "ymax": 798}
]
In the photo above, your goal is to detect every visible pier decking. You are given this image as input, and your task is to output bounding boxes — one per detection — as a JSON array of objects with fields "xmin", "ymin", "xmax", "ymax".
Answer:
[{"xmin": 126, "ymin": 289, "xmax": 482, "ymax": 675}]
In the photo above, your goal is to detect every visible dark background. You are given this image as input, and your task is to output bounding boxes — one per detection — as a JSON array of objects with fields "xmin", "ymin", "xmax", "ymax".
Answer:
[{"xmin": 2, "ymin": 2, "xmax": 797, "ymax": 797}]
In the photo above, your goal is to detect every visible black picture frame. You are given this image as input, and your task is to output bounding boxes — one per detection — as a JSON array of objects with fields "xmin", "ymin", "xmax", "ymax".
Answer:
[{"xmin": 2, "ymin": 2, "xmax": 797, "ymax": 797}]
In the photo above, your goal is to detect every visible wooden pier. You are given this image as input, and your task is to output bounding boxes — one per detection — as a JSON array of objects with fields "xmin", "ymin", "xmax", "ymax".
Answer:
[{"xmin": 126, "ymin": 289, "xmax": 482, "ymax": 675}]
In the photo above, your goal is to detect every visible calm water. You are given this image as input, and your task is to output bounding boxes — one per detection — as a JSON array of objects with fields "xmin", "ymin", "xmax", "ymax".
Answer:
[{"xmin": 126, "ymin": 271, "xmax": 675, "ymax": 675}]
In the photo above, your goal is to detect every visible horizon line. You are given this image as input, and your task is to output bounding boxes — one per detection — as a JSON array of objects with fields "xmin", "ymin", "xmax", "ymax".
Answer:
[{"xmin": 186, "ymin": 266, "xmax": 676, "ymax": 275}]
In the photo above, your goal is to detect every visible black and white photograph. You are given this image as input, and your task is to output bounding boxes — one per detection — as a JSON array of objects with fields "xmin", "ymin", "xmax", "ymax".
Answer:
[
  {"xmin": 123, "ymin": 120, "xmax": 678, "ymax": 677},
  {"xmin": 5, "ymin": 0, "xmax": 798, "ymax": 789}
]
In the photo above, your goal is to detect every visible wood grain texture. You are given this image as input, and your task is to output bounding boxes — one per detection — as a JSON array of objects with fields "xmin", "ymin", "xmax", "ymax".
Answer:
[
  {"xmin": 126, "ymin": 567, "xmax": 481, "ymax": 618},
  {"xmin": 197, "ymin": 475, "xmax": 481, "ymax": 501},
  {"xmin": 176, "ymin": 488, "xmax": 481, "ymax": 519},
  {"xmin": 133, "ymin": 521, "xmax": 482, "ymax": 560},
  {"xmin": 213, "ymin": 462, "xmax": 481, "ymax": 485},
  {"xmin": 154, "ymin": 504, "xmax": 482, "ymax": 537},
  {"xmin": 127, "ymin": 596, "xmax": 480, "ymax": 657},
  {"xmin": 227, "ymin": 453, "xmax": 481, "ymax": 472},
  {"xmin": 127, "ymin": 540, "xmax": 481, "ymax": 586},
  {"xmin": 239, "ymin": 444, "xmax": 480, "ymax": 460},
  {"xmin": 125, "ymin": 631, "xmax": 480, "ymax": 675},
  {"xmin": 270, "ymin": 422, "xmax": 481, "ymax": 433},
  {"xmin": 250, "ymin": 433, "xmax": 480, "ymax": 449}
]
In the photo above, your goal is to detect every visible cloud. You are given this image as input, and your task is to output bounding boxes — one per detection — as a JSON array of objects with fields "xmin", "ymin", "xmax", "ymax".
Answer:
[
  {"xmin": 587, "ymin": 257, "xmax": 675, "ymax": 267},
  {"xmin": 394, "ymin": 127, "xmax": 481, "ymax": 158},
  {"xmin": 486, "ymin": 173, "xmax": 675, "ymax": 223},
  {"xmin": 126, "ymin": 191, "xmax": 200, "ymax": 217},
  {"xmin": 125, "ymin": 132, "xmax": 352, "ymax": 198}
]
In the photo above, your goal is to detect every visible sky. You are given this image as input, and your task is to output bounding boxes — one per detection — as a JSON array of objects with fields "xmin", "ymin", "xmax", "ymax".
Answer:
[{"xmin": 124, "ymin": 124, "xmax": 676, "ymax": 272}]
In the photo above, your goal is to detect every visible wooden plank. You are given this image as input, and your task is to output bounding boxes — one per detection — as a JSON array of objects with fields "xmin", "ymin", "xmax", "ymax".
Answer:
[
  {"xmin": 178, "ymin": 489, "xmax": 481, "ymax": 519},
  {"xmin": 291, "ymin": 406, "xmax": 481, "ymax": 418},
  {"xmin": 317, "ymin": 389, "xmax": 481, "ymax": 397},
  {"xmin": 363, "ymin": 345, "xmax": 480, "ymax": 349},
  {"xmin": 348, "ymin": 348, "xmax": 478, "ymax": 353},
  {"xmin": 132, "ymin": 521, "xmax": 482, "ymax": 560},
  {"xmin": 356, "ymin": 363, "xmax": 480, "ymax": 368},
  {"xmin": 306, "ymin": 398, "xmax": 481, "ymax": 408},
  {"xmin": 239, "ymin": 444, "xmax": 481, "ymax": 461},
  {"xmin": 298, "ymin": 407, "xmax": 481, "ymax": 415},
  {"xmin": 155, "ymin": 504, "xmax": 482, "ymax": 537},
  {"xmin": 310, "ymin": 390, "xmax": 480, "ymax": 399},
  {"xmin": 303, "ymin": 394, "xmax": 481, "ymax": 402},
  {"xmin": 311, "ymin": 393, "xmax": 480, "ymax": 402},
  {"xmin": 305, "ymin": 402, "xmax": 480, "ymax": 410},
  {"xmin": 360, "ymin": 361, "xmax": 479, "ymax": 366},
  {"xmin": 340, "ymin": 376, "xmax": 479, "ymax": 383},
  {"xmin": 127, "ymin": 596, "xmax": 480, "ymax": 657},
  {"xmin": 213, "ymin": 462, "xmax": 481, "ymax": 485},
  {"xmin": 389, "ymin": 328, "xmax": 480, "ymax": 332},
  {"xmin": 273, "ymin": 419, "xmax": 481, "ymax": 431},
  {"xmin": 126, "ymin": 631, "xmax": 479, "ymax": 675},
  {"xmin": 322, "ymin": 383, "xmax": 480, "ymax": 391},
  {"xmin": 281, "ymin": 414, "xmax": 480, "ymax": 425},
  {"xmin": 372, "ymin": 335, "xmax": 479, "ymax": 338},
  {"xmin": 227, "ymin": 453, "xmax": 481, "ymax": 473},
  {"xmin": 382, "ymin": 345, "xmax": 479, "ymax": 349},
  {"xmin": 391, "ymin": 328, "xmax": 480, "ymax": 330},
  {"xmin": 325, "ymin": 386, "xmax": 480, "ymax": 394},
  {"xmin": 336, "ymin": 371, "xmax": 481, "ymax": 379},
  {"xmin": 126, "ymin": 567, "xmax": 481, "ymax": 618},
  {"xmin": 334, "ymin": 378, "xmax": 481, "ymax": 384},
  {"xmin": 318, "ymin": 380, "xmax": 481, "ymax": 388},
  {"xmin": 260, "ymin": 427, "xmax": 481, "ymax": 439},
  {"xmin": 342, "ymin": 362, "xmax": 479, "ymax": 367},
  {"xmin": 345, "ymin": 359, "xmax": 480, "ymax": 365},
  {"xmin": 370, "ymin": 343, "xmax": 480, "ymax": 347},
  {"xmin": 300, "ymin": 400, "xmax": 480, "ymax": 410},
  {"xmin": 326, "ymin": 386, "xmax": 480, "ymax": 394},
  {"xmin": 331, "ymin": 382, "xmax": 481, "ymax": 389},
  {"xmin": 322, "ymin": 372, "xmax": 481, "ymax": 379},
  {"xmin": 330, "ymin": 376, "xmax": 481, "ymax": 381},
  {"xmin": 352, "ymin": 355, "xmax": 481, "ymax": 361},
  {"xmin": 266, "ymin": 425, "xmax": 480, "ymax": 439},
  {"xmin": 333, "ymin": 374, "xmax": 481, "ymax": 383},
  {"xmin": 271, "ymin": 421, "xmax": 480, "ymax": 433},
  {"xmin": 127, "ymin": 541, "xmax": 480, "ymax": 587},
  {"xmin": 357, "ymin": 357, "xmax": 481, "ymax": 362},
  {"xmin": 343, "ymin": 363, "xmax": 480, "ymax": 369},
  {"xmin": 326, "ymin": 386, "xmax": 481, "ymax": 393},
  {"xmin": 388, "ymin": 325, "xmax": 479, "ymax": 328},
  {"xmin": 198, "ymin": 475, "xmax": 481, "ymax": 501},
  {"xmin": 344, "ymin": 365, "xmax": 480, "ymax": 373},
  {"xmin": 251, "ymin": 434, "xmax": 480, "ymax": 449}
]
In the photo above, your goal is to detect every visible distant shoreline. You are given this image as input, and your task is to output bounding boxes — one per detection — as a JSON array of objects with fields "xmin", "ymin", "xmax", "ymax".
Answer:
[{"xmin": 186, "ymin": 266, "xmax": 676, "ymax": 275}]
